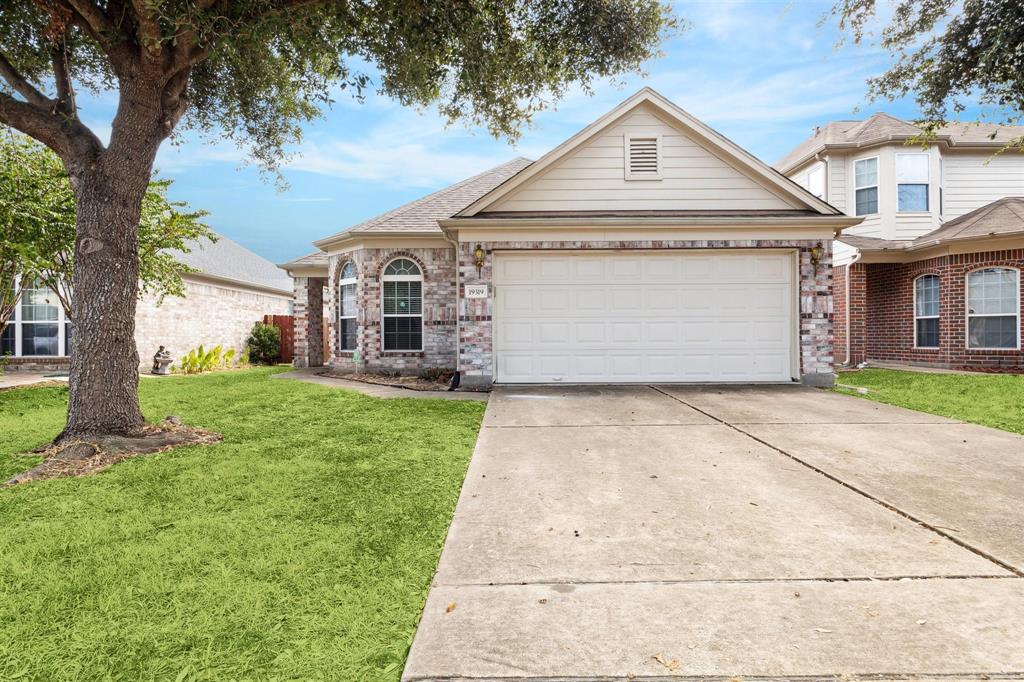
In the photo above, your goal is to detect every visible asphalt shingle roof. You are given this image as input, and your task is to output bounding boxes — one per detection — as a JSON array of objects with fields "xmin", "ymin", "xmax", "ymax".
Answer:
[
  {"xmin": 172, "ymin": 233, "xmax": 293, "ymax": 294},
  {"xmin": 776, "ymin": 113, "xmax": 1024, "ymax": 172},
  {"xmin": 316, "ymin": 157, "xmax": 533, "ymax": 242},
  {"xmin": 841, "ymin": 197, "xmax": 1024, "ymax": 252}
]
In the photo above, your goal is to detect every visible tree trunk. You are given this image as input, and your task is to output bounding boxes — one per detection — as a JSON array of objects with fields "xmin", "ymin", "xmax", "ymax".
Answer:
[{"xmin": 61, "ymin": 93, "xmax": 165, "ymax": 439}]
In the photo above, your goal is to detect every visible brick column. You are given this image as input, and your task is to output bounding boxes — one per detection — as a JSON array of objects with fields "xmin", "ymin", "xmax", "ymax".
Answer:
[
  {"xmin": 846, "ymin": 262, "xmax": 868, "ymax": 365},
  {"xmin": 293, "ymin": 276, "xmax": 326, "ymax": 368}
]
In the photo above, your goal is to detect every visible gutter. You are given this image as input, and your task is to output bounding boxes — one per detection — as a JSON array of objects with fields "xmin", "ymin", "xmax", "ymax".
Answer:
[{"xmin": 440, "ymin": 215, "xmax": 861, "ymax": 229}]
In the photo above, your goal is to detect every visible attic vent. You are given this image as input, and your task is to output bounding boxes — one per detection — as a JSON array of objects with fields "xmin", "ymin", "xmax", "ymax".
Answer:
[{"xmin": 625, "ymin": 134, "xmax": 661, "ymax": 180}]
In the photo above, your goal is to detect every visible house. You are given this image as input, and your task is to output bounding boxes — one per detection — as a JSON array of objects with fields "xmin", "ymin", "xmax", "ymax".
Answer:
[
  {"xmin": 2, "ymin": 232, "xmax": 293, "ymax": 372},
  {"xmin": 281, "ymin": 88, "xmax": 859, "ymax": 388},
  {"xmin": 777, "ymin": 114, "xmax": 1024, "ymax": 371}
]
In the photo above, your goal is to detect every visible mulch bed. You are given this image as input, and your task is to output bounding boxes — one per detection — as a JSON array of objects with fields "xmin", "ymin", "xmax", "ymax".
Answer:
[
  {"xmin": 5, "ymin": 417, "xmax": 222, "ymax": 486},
  {"xmin": 317, "ymin": 370, "xmax": 457, "ymax": 392}
]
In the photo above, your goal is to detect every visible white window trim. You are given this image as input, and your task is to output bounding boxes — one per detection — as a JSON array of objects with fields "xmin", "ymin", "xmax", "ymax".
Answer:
[
  {"xmin": 965, "ymin": 267, "xmax": 1021, "ymax": 351},
  {"xmin": 337, "ymin": 262, "xmax": 358, "ymax": 352},
  {"xmin": 380, "ymin": 258, "xmax": 424, "ymax": 353},
  {"xmin": 913, "ymin": 274, "xmax": 940, "ymax": 349},
  {"xmin": 895, "ymin": 152, "xmax": 930, "ymax": 214},
  {"xmin": 2, "ymin": 275, "xmax": 70, "ymax": 359},
  {"xmin": 623, "ymin": 133, "xmax": 662, "ymax": 181},
  {"xmin": 853, "ymin": 155, "xmax": 880, "ymax": 217}
]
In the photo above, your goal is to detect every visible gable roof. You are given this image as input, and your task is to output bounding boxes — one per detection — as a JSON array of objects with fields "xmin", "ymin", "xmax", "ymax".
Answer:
[
  {"xmin": 458, "ymin": 87, "xmax": 842, "ymax": 218},
  {"xmin": 841, "ymin": 197, "xmax": 1024, "ymax": 254},
  {"xmin": 311, "ymin": 157, "xmax": 532, "ymax": 249},
  {"xmin": 172, "ymin": 233, "xmax": 292, "ymax": 295},
  {"xmin": 777, "ymin": 113, "xmax": 1024, "ymax": 173}
]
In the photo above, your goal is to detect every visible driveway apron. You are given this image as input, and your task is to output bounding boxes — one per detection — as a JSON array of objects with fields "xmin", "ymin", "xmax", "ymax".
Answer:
[{"xmin": 403, "ymin": 385, "xmax": 1024, "ymax": 681}]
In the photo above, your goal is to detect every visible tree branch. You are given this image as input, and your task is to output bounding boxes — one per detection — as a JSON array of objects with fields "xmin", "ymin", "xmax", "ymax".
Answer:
[
  {"xmin": 0, "ymin": 91, "xmax": 102, "ymax": 166},
  {"xmin": 51, "ymin": 37, "xmax": 77, "ymax": 118},
  {"xmin": 61, "ymin": 0, "xmax": 117, "ymax": 41},
  {"xmin": 0, "ymin": 52, "xmax": 53, "ymax": 109},
  {"xmin": 128, "ymin": 0, "xmax": 163, "ymax": 57}
]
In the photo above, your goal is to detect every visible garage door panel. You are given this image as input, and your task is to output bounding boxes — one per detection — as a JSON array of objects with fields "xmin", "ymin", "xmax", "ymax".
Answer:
[{"xmin": 494, "ymin": 251, "xmax": 795, "ymax": 383}]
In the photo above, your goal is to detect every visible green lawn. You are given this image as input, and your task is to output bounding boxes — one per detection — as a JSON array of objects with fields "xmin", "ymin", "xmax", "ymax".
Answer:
[
  {"xmin": 836, "ymin": 368, "xmax": 1024, "ymax": 434},
  {"xmin": 0, "ymin": 368, "xmax": 485, "ymax": 681}
]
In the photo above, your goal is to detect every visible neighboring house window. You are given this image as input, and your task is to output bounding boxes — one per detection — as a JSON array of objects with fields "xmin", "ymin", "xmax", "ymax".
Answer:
[
  {"xmin": 914, "ymin": 275, "xmax": 940, "ymax": 348},
  {"xmin": 806, "ymin": 164, "xmax": 825, "ymax": 200},
  {"xmin": 854, "ymin": 157, "xmax": 878, "ymax": 216},
  {"xmin": 381, "ymin": 258, "xmax": 423, "ymax": 351},
  {"xmin": 967, "ymin": 268, "xmax": 1020, "ymax": 349},
  {"xmin": 338, "ymin": 261, "xmax": 357, "ymax": 351},
  {"xmin": 896, "ymin": 153, "xmax": 929, "ymax": 212},
  {"xmin": 2, "ymin": 277, "xmax": 70, "ymax": 357}
]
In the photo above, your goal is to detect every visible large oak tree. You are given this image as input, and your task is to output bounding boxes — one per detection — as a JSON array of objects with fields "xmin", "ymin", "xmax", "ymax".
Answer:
[{"xmin": 0, "ymin": 0, "xmax": 675, "ymax": 440}]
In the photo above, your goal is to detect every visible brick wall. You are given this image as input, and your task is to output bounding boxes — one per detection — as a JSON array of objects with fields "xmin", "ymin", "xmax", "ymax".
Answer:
[
  {"xmin": 135, "ymin": 276, "xmax": 291, "ymax": 370},
  {"xmin": 857, "ymin": 250, "xmax": 1024, "ymax": 371},
  {"xmin": 321, "ymin": 247, "xmax": 457, "ymax": 375},
  {"xmin": 458, "ymin": 239, "xmax": 834, "ymax": 387},
  {"xmin": 833, "ymin": 262, "xmax": 868, "ymax": 366},
  {"xmin": 293, "ymin": 276, "xmax": 324, "ymax": 368}
]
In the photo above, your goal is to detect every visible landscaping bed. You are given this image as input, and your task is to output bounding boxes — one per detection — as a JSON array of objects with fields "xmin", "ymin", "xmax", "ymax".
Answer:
[
  {"xmin": 0, "ymin": 367, "xmax": 485, "ymax": 680},
  {"xmin": 836, "ymin": 368, "xmax": 1024, "ymax": 435}
]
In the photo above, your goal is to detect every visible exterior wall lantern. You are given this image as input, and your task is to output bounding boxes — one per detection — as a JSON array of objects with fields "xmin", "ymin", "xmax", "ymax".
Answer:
[
  {"xmin": 809, "ymin": 242, "xmax": 823, "ymax": 269},
  {"xmin": 473, "ymin": 244, "xmax": 486, "ymax": 276}
]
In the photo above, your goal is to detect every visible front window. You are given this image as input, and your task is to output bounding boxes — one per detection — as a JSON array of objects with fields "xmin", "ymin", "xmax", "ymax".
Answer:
[
  {"xmin": 337, "ymin": 261, "xmax": 357, "ymax": 351},
  {"xmin": 914, "ymin": 275, "xmax": 940, "ymax": 348},
  {"xmin": 967, "ymin": 268, "xmax": 1019, "ymax": 349},
  {"xmin": 896, "ymin": 153, "xmax": 929, "ymax": 212},
  {"xmin": 19, "ymin": 279, "xmax": 63, "ymax": 356},
  {"xmin": 381, "ymin": 258, "xmax": 422, "ymax": 351},
  {"xmin": 854, "ymin": 157, "xmax": 878, "ymax": 216}
]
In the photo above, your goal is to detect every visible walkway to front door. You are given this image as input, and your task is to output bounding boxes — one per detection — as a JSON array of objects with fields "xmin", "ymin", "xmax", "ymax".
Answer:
[{"xmin": 403, "ymin": 385, "xmax": 1024, "ymax": 680}]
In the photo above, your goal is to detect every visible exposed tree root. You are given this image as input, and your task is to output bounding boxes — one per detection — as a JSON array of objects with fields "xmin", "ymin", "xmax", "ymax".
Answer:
[{"xmin": 5, "ymin": 417, "xmax": 222, "ymax": 486}]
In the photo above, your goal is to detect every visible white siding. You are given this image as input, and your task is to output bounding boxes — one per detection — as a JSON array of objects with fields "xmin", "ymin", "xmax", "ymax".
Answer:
[
  {"xmin": 829, "ymin": 156, "xmax": 847, "ymax": 212},
  {"xmin": 942, "ymin": 151, "xmax": 1024, "ymax": 219},
  {"xmin": 487, "ymin": 103, "xmax": 797, "ymax": 212}
]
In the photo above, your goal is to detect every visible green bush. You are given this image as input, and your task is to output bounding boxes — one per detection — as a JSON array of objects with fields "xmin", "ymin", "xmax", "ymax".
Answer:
[{"xmin": 246, "ymin": 322, "xmax": 281, "ymax": 364}]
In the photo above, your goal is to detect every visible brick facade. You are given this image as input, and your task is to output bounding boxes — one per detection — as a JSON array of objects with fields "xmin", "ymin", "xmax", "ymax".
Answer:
[
  {"xmin": 836, "ymin": 250, "xmax": 1024, "ymax": 371},
  {"xmin": 133, "ymin": 277, "xmax": 291, "ymax": 370},
  {"xmin": 298, "ymin": 247, "xmax": 458, "ymax": 374},
  {"xmin": 457, "ymin": 239, "xmax": 834, "ymax": 388},
  {"xmin": 292, "ymin": 276, "xmax": 324, "ymax": 368}
]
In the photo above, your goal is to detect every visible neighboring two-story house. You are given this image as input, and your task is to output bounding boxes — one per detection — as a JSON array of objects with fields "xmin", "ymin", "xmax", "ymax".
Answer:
[{"xmin": 777, "ymin": 114, "xmax": 1024, "ymax": 372}]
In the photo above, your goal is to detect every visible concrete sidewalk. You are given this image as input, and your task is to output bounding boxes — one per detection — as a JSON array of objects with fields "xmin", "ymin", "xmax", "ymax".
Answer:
[{"xmin": 403, "ymin": 385, "xmax": 1024, "ymax": 680}]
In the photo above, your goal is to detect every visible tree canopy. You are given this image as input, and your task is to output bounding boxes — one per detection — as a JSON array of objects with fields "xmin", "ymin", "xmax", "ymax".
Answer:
[
  {"xmin": 0, "ymin": 133, "xmax": 211, "ymax": 324},
  {"xmin": 832, "ymin": 0, "xmax": 1024, "ymax": 146}
]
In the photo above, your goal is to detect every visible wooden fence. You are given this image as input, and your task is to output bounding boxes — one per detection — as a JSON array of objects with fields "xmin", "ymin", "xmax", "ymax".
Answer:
[{"xmin": 263, "ymin": 314, "xmax": 295, "ymax": 364}]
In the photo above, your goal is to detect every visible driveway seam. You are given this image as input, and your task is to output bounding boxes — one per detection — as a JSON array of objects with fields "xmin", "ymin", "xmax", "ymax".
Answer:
[
  {"xmin": 444, "ymin": 574, "xmax": 1016, "ymax": 587},
  {"xmin": 649, "ymin": 386, "xmax": 1024, "ymax": 579}
]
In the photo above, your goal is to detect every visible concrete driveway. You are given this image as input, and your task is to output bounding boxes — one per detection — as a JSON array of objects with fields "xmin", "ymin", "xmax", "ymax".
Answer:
[{"xmin": 403, "ymin": 385, "xmax": 1024, "ymax": 681}]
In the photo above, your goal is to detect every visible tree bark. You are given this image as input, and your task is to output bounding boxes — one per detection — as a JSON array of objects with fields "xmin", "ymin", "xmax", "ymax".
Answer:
[{"xmin": 60, "ymin": 86, "xmax": 167, "ymax": 439}]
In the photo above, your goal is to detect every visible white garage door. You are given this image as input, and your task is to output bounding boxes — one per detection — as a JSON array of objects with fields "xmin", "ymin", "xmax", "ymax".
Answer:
[{"xmin": 493, "ymin": 251, "xmax": 796, "ymax": 383}]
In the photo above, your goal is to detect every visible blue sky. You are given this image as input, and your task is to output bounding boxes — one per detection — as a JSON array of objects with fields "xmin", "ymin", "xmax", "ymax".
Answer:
[{"xmin": 76, "ymin": 0, "xmax": 935, "ymax": 263}]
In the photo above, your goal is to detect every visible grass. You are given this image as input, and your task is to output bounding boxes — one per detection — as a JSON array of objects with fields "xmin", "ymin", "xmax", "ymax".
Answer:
[
  {"xmin": 836, "ymin": 368, "xmax": 1024, "ymax": 434},
  {"xmin": 0, "ymin": 367, "xmax": 486, "ymax": 681}
]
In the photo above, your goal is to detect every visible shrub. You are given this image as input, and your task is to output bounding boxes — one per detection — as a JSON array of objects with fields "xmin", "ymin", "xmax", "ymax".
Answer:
[{"xmin": 246, "ymin": 322, "xmax": 281, "ymax": 364}]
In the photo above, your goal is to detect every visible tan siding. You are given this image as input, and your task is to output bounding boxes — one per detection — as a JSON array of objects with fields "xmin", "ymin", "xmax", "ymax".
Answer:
[
  {"xmin": 943, "ymin": 152, "xmax": 1024, "ymax": 219},
  {"xmin": 829, "ymin": 156, "xmax": 847, "ymax": 212},
  {"xmin": 487, "ymin": 103, "xmax": 796, "ymax": 212}
]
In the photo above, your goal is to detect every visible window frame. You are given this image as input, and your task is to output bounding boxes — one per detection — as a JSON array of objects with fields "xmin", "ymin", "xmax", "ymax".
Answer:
[
  {"xmin": 913, "ymin": 274, "xmax": 940, "ymax": 349},
  {"xmin": 2, "ymin": 275, "xmax": 71, "ymax": 358},
  {"xmin": 895, "ymin": 152, "xmax": 930, "ymax": 213},
  {"xmin": 380, "ymin": 257, "xmax": 424, "ymax": 353},
  {"xmin": 853, "ymin": 155, "xmax": 880, "ymax": 217},
  {"xmin": 965, "ymin": 267, "xmax": 1020, "ymax": 351},
  {"xmin": 337, "ymin": 261, "xmax": 358, "ymax": 352}
]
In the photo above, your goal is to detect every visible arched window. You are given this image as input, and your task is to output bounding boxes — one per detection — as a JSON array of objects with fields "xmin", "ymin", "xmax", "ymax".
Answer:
[
  {"xmin": 914, "ymin": 275, "xmax": 940, "ymax": 348},
  {"xmin": 337, "ymin": 261, "xmax": 357, "ymax": 351},
  {"xmin": 381, "ymin": 258, "xmax": 423, "ymax": 351},
  {"xmin": 967, "ymin": 268, "xmax": 1019, "ymax": 349}
]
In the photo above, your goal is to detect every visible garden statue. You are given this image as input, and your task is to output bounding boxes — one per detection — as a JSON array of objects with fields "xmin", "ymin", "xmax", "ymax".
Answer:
[{"xmin": 152, "ymin": 346, "xmax": 173, "ymax": 375}]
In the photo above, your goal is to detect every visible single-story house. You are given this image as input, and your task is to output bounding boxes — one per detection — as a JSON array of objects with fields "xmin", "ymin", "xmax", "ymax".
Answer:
[
  {"xmin": 777, "ymin": 114, "xmax": 1024, "ymax": 372},
  {"xmin": 2, "ymin": 232, "xmax": 293, "ymax": 372},
  {"xmin": 282, "ymin": 88, "xmax": 859, "ymax": 388}
]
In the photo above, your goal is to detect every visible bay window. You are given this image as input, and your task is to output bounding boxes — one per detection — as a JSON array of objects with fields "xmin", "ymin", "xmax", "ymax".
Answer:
[
  {"xmin": 854, "ymin": 157, "xmax": 878, "ymax": 216},
  {"xmin": 896, "ymin": 153, "xmax": 929, "ymax": 212}
]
